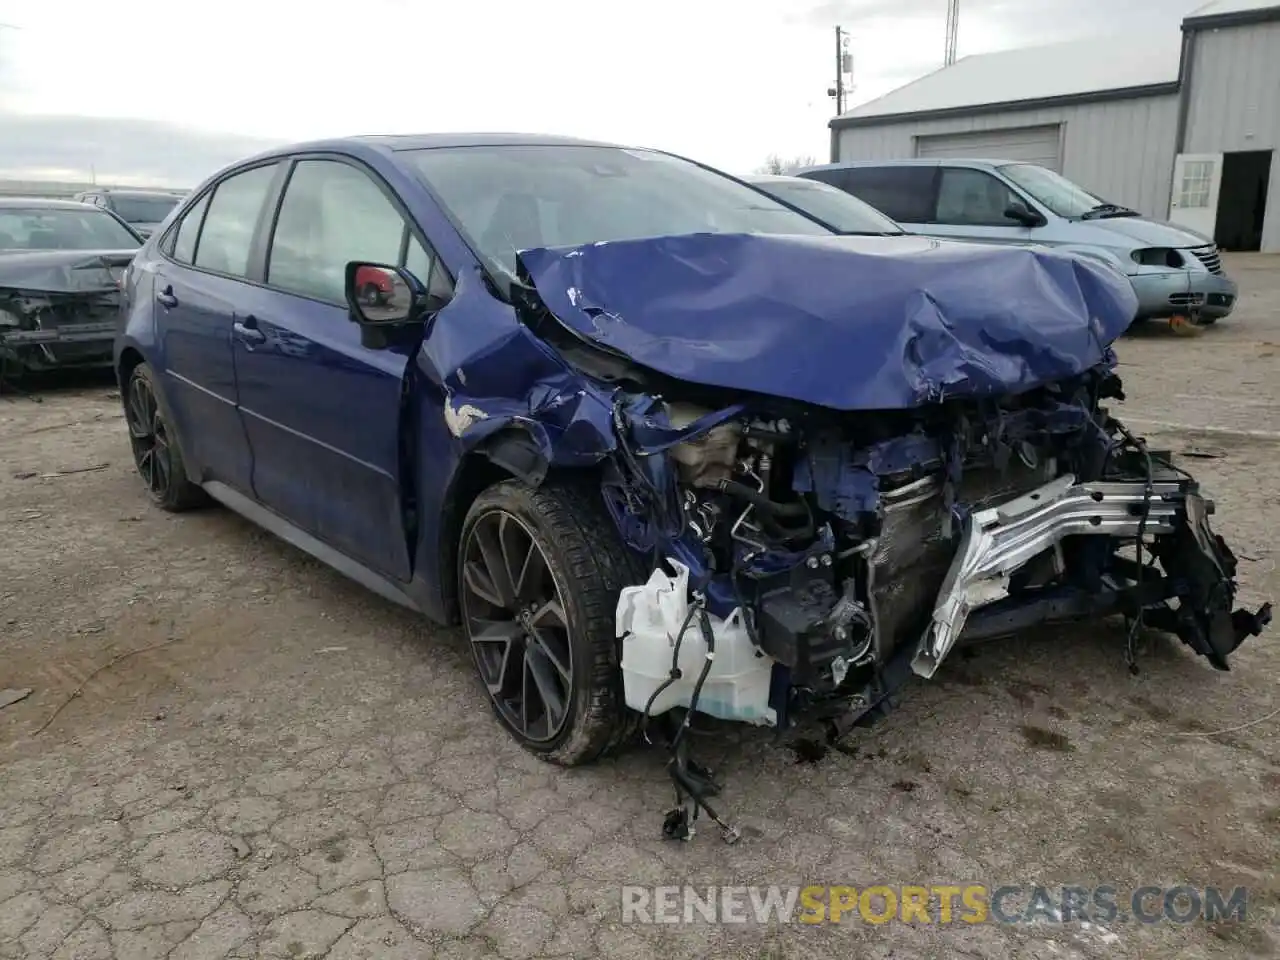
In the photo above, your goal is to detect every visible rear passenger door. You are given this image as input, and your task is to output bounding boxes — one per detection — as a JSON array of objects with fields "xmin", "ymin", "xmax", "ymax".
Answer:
[
  {"xmin": 231, "ymin": 155, "xmax": 453, "ymax": 581},
  {"xmin": 926, "ymin": 166, "xmax": 1039, "ymax": 245},
  {"xmin": 154, "ymin": 162, "xmax": 282, "ymax": 493}
]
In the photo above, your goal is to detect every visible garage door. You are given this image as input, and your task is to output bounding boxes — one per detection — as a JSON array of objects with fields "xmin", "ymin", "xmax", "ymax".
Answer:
[{"xmin": 915, "ymin": 124, "xmax": 1062, "ymax": 170}]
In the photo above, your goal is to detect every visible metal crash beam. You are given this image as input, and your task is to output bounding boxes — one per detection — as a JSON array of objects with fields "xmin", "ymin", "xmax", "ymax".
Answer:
[{"xmin": 913, "ymin": 473, "xmax": 1183, "ymax": 678}]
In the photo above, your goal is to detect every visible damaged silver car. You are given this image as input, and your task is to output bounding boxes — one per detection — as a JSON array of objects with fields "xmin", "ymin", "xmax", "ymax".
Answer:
[{"xmin": 0, "ymin": 197, "xmax": 141, "ymax": 378}]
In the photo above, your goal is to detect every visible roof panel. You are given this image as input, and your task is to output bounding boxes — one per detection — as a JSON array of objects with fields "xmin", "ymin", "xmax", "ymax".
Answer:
[
  {"xmin": 1188, "ymin": 0, "xmax": 1280, "ymax": 17},
  {"xmin": 841, "ymin": 32, "xmax": 1183, "ymax": 121}
]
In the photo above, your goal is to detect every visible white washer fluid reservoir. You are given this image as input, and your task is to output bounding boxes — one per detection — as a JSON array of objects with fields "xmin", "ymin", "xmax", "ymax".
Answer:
[{"xmin": 616, "ymin": 558, "xmax": 777, "ymax": 726}]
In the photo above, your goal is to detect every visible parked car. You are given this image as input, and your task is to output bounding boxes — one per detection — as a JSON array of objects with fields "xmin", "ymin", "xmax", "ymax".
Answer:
[
  {"xmin": 72, "ymin": 188, "xmax": 185, "ymax": 240},
  {"xmin": 114, "ymin": 134, "xmax": 1269, "ymax": 840},
  {"xmin": 797, "ymin": 159, "xmax": 1238, "ymax": 325},
  {"xmin": 353, "ymin": 263, "xmax": 396, "ymax": 305},
  {"xmin": 744, "ymin": 174, "xmax": 905, "ymax": 235},
  {"xmin": 0, "ymin": 197, "xmax": 142, "ymax": 374}
]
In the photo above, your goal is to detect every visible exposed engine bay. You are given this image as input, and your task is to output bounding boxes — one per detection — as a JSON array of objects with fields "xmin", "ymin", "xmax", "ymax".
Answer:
[{"xmin": 595, "ymin": 362, "xmax": 1272, "ymax": 843}]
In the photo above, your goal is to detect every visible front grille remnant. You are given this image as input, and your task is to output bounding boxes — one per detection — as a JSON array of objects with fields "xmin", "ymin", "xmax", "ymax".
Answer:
[{"xmin": 1190, "ymin": 245, "xmax": 1222, "ymax": 275}]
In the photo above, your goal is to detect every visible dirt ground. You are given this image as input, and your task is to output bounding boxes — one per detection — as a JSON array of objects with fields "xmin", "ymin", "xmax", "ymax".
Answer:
[{"xmin": 1, "ymin": 254, "xmax": 1278, "ymax": 960}]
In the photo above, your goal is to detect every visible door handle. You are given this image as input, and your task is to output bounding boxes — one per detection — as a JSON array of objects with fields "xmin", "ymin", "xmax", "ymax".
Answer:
[
  {"xmin": 156, "ymin": 285, "xmax": 178, "ymax": 309},
  {"xmin": 233, "ymin": 315, "xmax": 266, "ymax": 345}
]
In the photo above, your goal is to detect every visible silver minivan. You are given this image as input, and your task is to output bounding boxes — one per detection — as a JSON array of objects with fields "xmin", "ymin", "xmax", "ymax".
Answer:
[{"xmin": 797, "ymin": 159, "xmax": 1238, "ymax": 324}]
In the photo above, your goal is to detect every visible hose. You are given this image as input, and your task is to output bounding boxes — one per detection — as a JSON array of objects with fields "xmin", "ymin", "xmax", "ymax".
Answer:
[{"xmin": 718, "ymin": 479, "xmax": 810, "ymax": 518}]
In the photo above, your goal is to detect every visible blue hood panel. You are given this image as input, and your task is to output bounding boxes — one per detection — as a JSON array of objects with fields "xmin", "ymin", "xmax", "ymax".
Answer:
[{"xmin": 517, "ymin": 233, "xmax": 1138, "ymax": 411}]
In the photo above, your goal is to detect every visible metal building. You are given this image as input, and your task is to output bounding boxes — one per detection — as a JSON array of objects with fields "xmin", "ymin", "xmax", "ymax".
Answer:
[{"xmin": 829, "ymin": 0, "xmax": 1280, "ymax": 252}]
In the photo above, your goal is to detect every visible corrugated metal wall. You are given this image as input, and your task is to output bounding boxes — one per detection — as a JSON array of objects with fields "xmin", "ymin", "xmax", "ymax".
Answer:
[
  {"xmin": 836, "ymin": 95, "xmax": 1180, "ymax": 220},
  {"xmin": 1184, "ymin": 19, "xmax": 1280, "ymax": 252}
]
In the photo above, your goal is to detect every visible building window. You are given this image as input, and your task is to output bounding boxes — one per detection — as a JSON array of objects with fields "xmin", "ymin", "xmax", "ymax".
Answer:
[{"xmin": 1178, "ymin": 160, "xmax": 1213, "ymax": 209}]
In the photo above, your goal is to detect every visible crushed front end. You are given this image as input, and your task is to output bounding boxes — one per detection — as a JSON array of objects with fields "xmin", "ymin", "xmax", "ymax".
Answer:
[
  {"xmin": 0, "ymin": 253, "xmax": 131, "ymax": 377},
  {"xmin": 602, "ymin": 374, "xmax": 1269, "ymax": 840},
  {"xmin": 510, "ymin": 232, "xmax": 1271, "ymax": 843}
]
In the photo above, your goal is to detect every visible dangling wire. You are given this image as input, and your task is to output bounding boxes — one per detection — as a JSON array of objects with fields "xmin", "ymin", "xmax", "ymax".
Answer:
[{"xmin": 1114, "ymin": 421, "xmax": 1155, "ymax": 674}]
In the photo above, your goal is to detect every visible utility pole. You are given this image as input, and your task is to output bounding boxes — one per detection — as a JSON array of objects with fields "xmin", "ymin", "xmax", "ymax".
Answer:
[
  {"xmin": 944, "ymin": 0, "xmax": 959, "ymax": 66},
  {"xmin": 827, "ymin": 26, "xmax": 852, "ymax": 116},
  {"xmin": 834, "ymin": 26, "xmax": 846, "ymax": 115}
]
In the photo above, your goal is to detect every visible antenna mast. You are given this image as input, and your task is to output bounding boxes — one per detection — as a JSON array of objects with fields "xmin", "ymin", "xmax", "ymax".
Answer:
[{"xmin": 944, "ymin": 0, "xmax": 959, "ymax": 66}]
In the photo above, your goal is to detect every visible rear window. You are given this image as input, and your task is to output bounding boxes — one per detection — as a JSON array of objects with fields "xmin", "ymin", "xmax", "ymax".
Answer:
[
  {"xmin": 110, "ymin": 195, "xmax": 181, "ymax": 224},
  {"xmin": 0, "ymin": 207, "xmax": 142, "ymax": 251},
  {"xmin": 803, "ymin": 166, "xmax": 936, "ymax": 223}
]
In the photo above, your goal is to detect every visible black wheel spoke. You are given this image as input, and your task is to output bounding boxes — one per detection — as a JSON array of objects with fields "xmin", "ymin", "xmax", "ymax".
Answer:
[
  {"xmin": 463, "ymin": 560, "xmax": 504, "ymax": 608},
  {"xmin": 525, "ymin": 646, "xmax": 566, "ymax": 733},
  {"xmin": 127, "ymin": 381, "xmax": 152, "ymax": 439},
  {"xmin": 469, "ymin": 618, "xmax": 523, "ymax": 645},
  {"xmin": 530, "ymin": 599, "xmax": 566, "ymax": 631},
  {"xmin": 496, "ymin": 634, "xmax": 525, "ymax": 699},
  {"xmin": 127, "ymin": 375, "xmax": 170, "ymax": 498},
  {"xmin": 138, "ymin": 449, "xmax": 156, "ymax": 489},
  {"xmin": 460, "ymin": 508, "xmax": 575, "ymax": 745},
  {"xmin": 498, "ymin": 513, "xmax": 535, "ymax": 603},
  {"xmin": 154, "ymin": 434, "xmax": 170, "ymax": 487},
  {"xmin": 513, "ymin": 539, "xmax": 548, "ymax": 603},
  {"xmin": 528, "ymin": 627, "xmax": 571, "ymax": 684},
  {"xmin": 473, "ymin": 520, "xmax": 517, "ymax": 607}
]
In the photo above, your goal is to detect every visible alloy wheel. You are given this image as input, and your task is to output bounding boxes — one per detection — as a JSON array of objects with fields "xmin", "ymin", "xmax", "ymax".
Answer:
[
  {"xmin": 125, "ymin": 374, "xmax": 173, "ymax": 499},
  {"xmin": 460, "ymin": 509, "xmax": 575, "ymax": 743}
]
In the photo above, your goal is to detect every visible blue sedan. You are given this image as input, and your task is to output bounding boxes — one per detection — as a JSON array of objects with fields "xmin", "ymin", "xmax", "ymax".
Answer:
[{"xmin": 115, "ymin": 134, "xmax": 1268, "ymax": 835}]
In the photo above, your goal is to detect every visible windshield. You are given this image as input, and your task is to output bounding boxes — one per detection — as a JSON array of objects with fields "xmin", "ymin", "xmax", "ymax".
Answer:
[
  {"xmin": 0, "ymin": 207, "xmax": 141, "ymax": 251},
  {"xmin": 403, "ymin": 145, "xmax": 833, "ymax": 279},
  {"xmin": 997, "ymin": 163, "xmax": 1114, "ymax": 219},
  {"xmin": 110, "ymin": 195, "xmax": 180, "ymax": 224},
  {"xmin": 748, "ymin": 178, "xmax": 903, "ymax": 234}
]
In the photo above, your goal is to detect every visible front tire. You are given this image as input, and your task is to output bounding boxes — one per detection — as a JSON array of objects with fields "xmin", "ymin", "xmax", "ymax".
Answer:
[
  {"xmin": 124, "ymin": 362, "xmax": 206, "ymax": 512},
  {"xmin": 458, "ymin": 479, "xmax": 641, "ymax": 766}
]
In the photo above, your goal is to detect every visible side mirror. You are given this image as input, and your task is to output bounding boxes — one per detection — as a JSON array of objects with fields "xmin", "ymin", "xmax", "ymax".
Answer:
[
  {"xmin": 345, "ymin": 261, "xmax": 425, "ymax": 326},
  {"xmin": 1004, "ymin": 201, "xmax": 1047, "ymax": 228}
]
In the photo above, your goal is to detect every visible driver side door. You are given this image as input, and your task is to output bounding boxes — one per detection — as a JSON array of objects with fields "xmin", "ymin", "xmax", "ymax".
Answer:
[
  {"xmin": 926, "ymin": 166, "xmax": 1040, "ymax": 246},
  {"xmin": 231, "ymin": 156, "xmax": 453, "ymax": 581}
]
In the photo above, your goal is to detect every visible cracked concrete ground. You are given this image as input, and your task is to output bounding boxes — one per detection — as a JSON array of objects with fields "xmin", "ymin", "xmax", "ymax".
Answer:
[{"xmin": 2, "ymin": 253, "xmax": 1278, "ymax": 960}]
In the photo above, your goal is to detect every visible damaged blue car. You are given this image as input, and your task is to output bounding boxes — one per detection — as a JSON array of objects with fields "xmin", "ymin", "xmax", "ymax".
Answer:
[{"xmin": 115, "ymin": 134, "xmax": 1271, "ymax": 842}]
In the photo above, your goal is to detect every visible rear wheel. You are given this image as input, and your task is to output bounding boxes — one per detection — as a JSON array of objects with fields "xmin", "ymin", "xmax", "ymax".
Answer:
[
  {"xmin": 124, "ymin": 363, "xmax": 206, "ymax": 512},
  {"xmin": 458, "ymin": 479, "xmax": 641, "ymax": 765}
]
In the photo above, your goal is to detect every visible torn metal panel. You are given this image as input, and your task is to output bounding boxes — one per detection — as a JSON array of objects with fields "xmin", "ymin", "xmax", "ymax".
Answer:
[
  {"xmin": 420, "ymin": 270, "xmax": 619, "ymax": 469},
  {"xmin": 0, "ymin": 250, "xmax": 133, "ymax": 293},
  {"xmin": 517, "ymin": 232, "xmax": 1138, "ymax": 411}
]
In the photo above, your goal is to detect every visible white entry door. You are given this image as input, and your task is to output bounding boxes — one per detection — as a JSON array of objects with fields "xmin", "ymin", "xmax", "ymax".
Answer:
[{"xmin": 1168, "ymin": 153, "xmax": 1223, "ymax": 237}]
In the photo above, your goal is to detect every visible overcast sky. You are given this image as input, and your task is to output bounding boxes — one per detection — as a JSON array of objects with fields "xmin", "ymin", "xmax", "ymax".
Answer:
[{"xmin": 0, "ymin": 0, "xmax": 1204, "ymax": 187}]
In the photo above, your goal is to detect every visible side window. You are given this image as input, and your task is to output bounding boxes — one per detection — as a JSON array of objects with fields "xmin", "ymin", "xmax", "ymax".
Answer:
[
  {"xmin": 170, "ymin": 192, "xmax": 211, "ymax": 265},
  {"xmin": 841, "ymin": 167, "xmax": 936, "ymax": 222},
  {"xmin": 193, "ymin": 164, "xmax": 278, "ymax": 278},
  {"xmin": 267, "ymin": 159, "xmax": 446, "ymax": 305},
  {"xmin": 935, "ymin": 168, "xmax": 1023, "ymax": 226},
  {"xmin": 405, "ymin": 235, "xmax": 454, "ymax": 302}
]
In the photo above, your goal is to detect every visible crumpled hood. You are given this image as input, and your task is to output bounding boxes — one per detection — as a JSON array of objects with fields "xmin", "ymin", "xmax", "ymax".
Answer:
[
  {"xmin": 516, "ymin": 232, "xmax": 1138, "ymax": 411},
  {"xmin": 0, "ymin": 249, "xmax": 136, "ymax": 293},
  {"xmin": 1084, "ymin": 216, "xmax": 1213, "ymax": 248}
]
